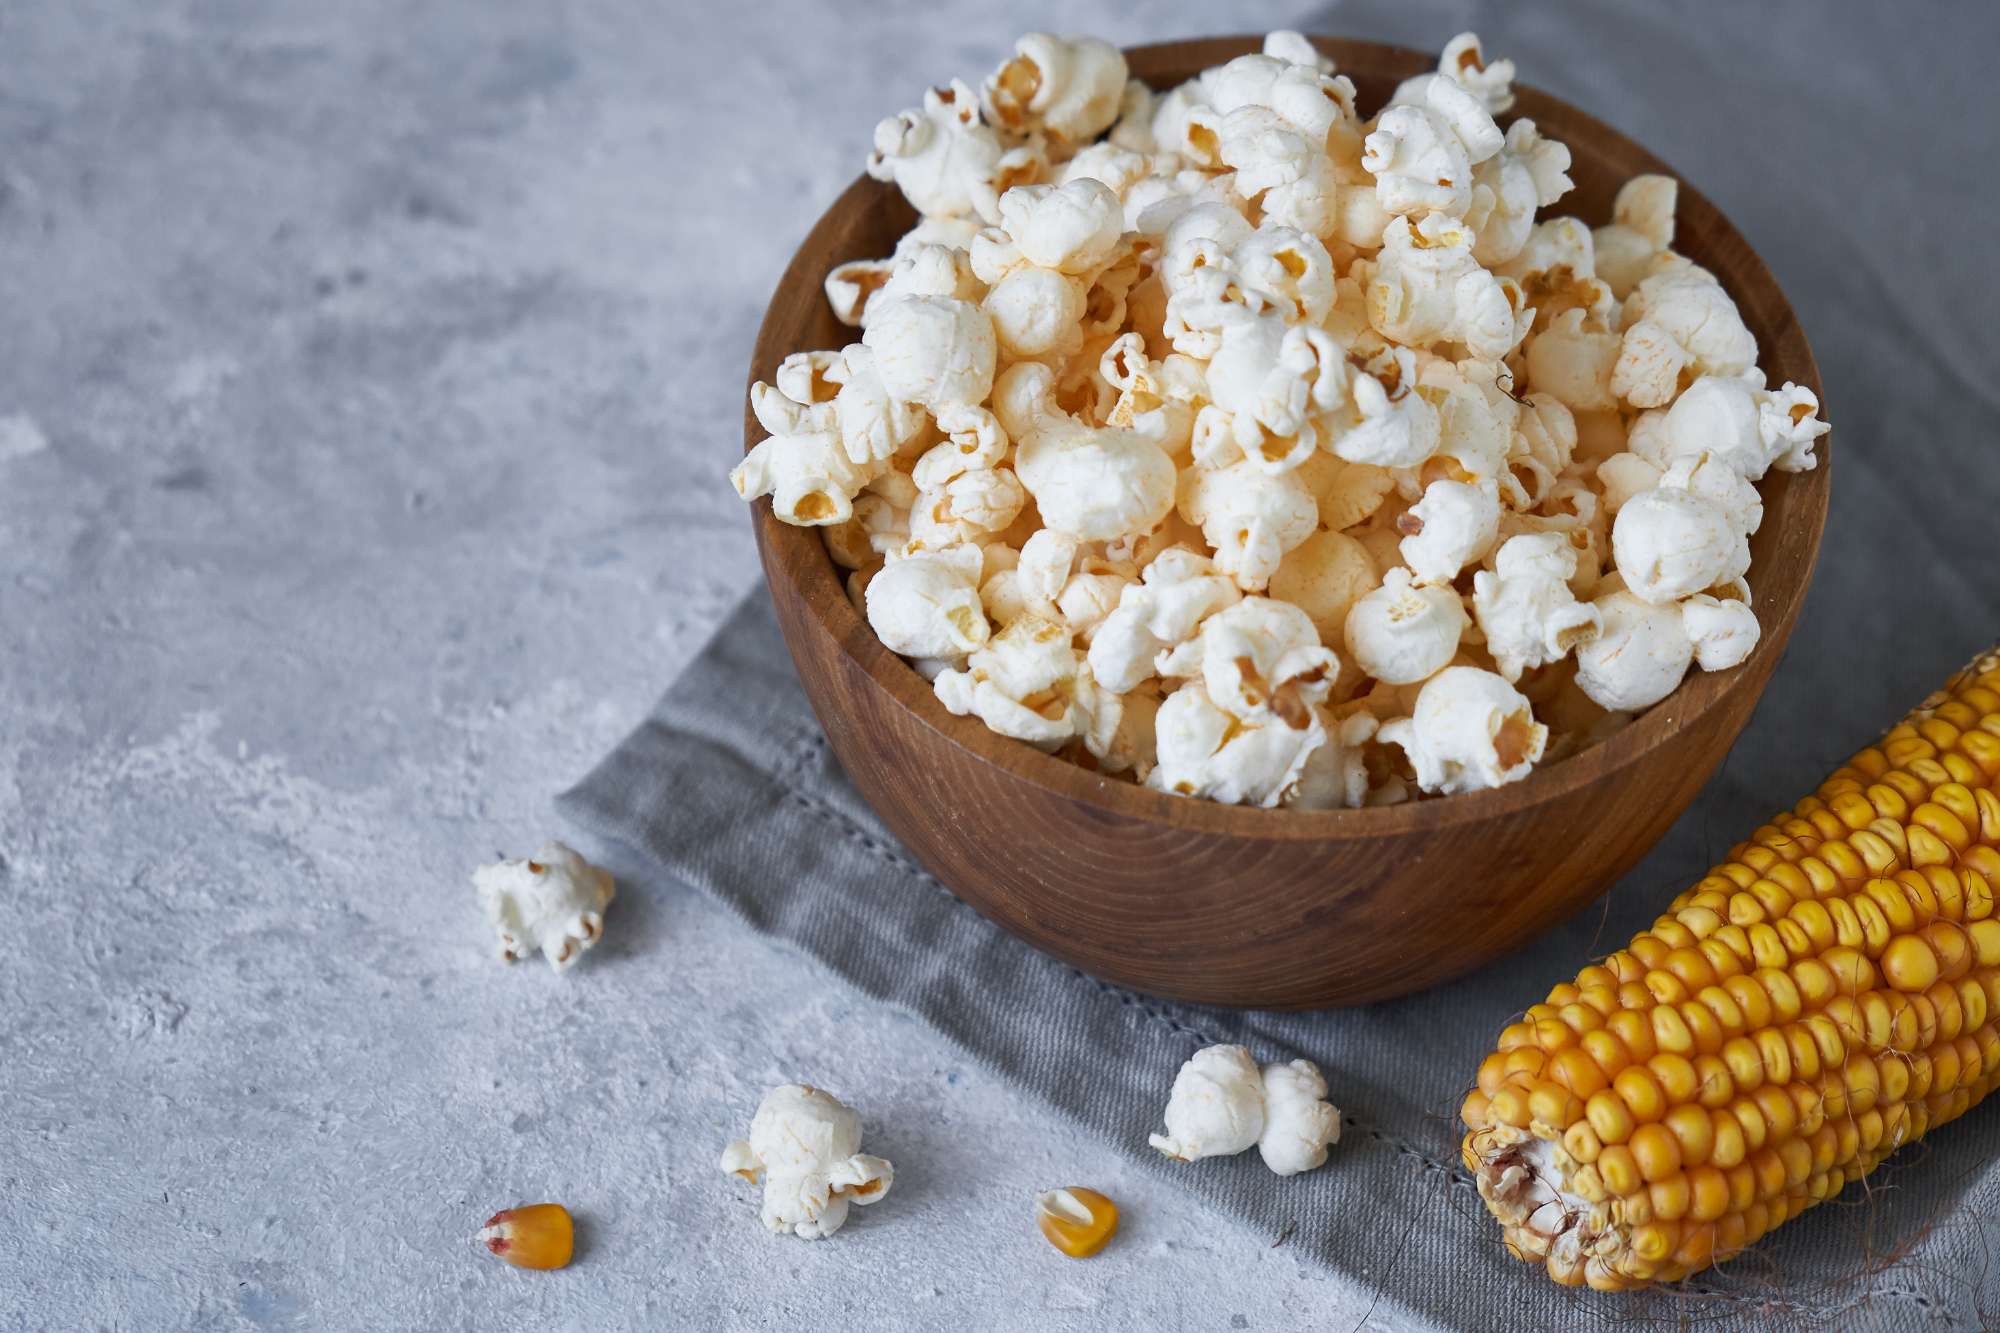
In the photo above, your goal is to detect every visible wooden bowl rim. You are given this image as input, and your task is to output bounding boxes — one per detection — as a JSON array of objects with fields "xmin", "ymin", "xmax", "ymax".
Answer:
[{"xmin": 746, "ymin": 34, "xmax": 1829, "ymax": 844}]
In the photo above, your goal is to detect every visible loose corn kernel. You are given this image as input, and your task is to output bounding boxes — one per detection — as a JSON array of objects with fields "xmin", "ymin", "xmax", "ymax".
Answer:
[
  {"xmin": 1035, "ymin": 1187, "xmax": 1118, "ymax": 1258},
  {"xmin": 477, "ymin": 1203, "xmax": 574, "ymax": 1270}
]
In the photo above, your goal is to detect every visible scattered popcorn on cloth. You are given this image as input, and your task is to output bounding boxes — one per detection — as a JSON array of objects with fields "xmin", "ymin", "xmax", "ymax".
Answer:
[
  {"xmin": 1149, "ymin": 1043, "xmax": 1342, "ymax": 1176},
  {"xmin": 732, "ymin": 28, "xmax": 1830, "ymax": 809},
  {"xmin": 472, "ymin": 841, "xmax": 615, "ymax": 971},
  {"xmin": 720, "ymin": 1085, "xmax": 895, "ymax": 1239}
]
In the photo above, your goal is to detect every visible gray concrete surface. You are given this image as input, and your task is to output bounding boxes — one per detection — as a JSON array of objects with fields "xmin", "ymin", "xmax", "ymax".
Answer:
[{"xmin": 0, "ymin": 1, "xmax": 1455, "ymax": 1328}]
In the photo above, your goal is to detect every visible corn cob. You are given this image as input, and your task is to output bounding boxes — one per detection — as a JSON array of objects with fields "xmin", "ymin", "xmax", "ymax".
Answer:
[{"xmin": 1461, "ymin": 645, "xmax": 2000, "ymax": 1290}]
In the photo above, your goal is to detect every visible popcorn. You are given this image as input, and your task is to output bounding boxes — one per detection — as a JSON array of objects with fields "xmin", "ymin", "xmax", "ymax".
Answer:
[
  {"xmin": 1157, "ymin": 596, "xmax": 1338, "ymax": 727},
  {"xmin": 1378, "ymin": 666, "xmax": 1548, "ymax": 795},
  {"xmin": 1399, "ymin": 477, "xmax": 1502, "ymax": 586},
  {"xmin": 1658, "ymin": 450, "xmax": 1763, "ymax": 536},
  {"xmin": 1149, "ymin": 1044, "xmax": 1267, "ymax": 1161},
  {"xmin": 992, "ymin": 178, "xmax": 1127, "ymax": 275},
  {"xmin": 1659, "ymin": 374, "xmax": 1829, "ymax": 480},
  {"xmin": 1388, "ymin": 32, "xmax": 1517, "ymax": 116},
  {"xmin": 737, "ymin": 29, "xmax": 1824, "ymax": 810},
  {"xmin": 1613, "ymin": 262, "xmax": 1757, "ymax": 405},
  {"xmin": 934, "ymin": 615, "xmax": 1100, "ymax": 745},
  {"xmin": 1471, "ymin": 533, "xmax": 1602, "ymax": 681},
  {"xmin": 1368, "ymin": 213, "xmax": 1531, "ymax": 359},
  {"xmin": 1204, "ymin": 315, "xmax": 1350, "ymax": 467},
  {"xmin": 1343, "ymin": 567, "xmax": 1468, "ymax": 685},
  {"xmin": 473, "ymin": 841, "xmax": 616, "ymax": 971},
  {"xmin": 721, "ymin": 1085, "xmax": 894, "ymax": 1240},
  {"xmin": 1178, "ymin": 457, "xmax": 1318, "ymax": 590},
  {"xmin": 1284, "ymin": 708, "xmax": 1380, "ymax": 811},
  {"xmin": 1611, "ymin": 487, "xmax": 1749, "ymax": 604},
  {"xmin": 732, "ymin": 421, "xmax": 880, "ymax": 527},
  {"xmin": 1270, "ymin": 529, "xmax": 1379, "ymax": 647},
  {"xmin": 1257, "ymin": 1059, "xmax": 1344, "ymax": 1176},
  {"xmin": 1150, "ymin": 1045, "xmax": 1341, "ymax": 1176},
  {"xmin": 1088, "ymin": 547, "xmax": 1242, "ymax": 692},
  {"xmin": 1466, "ymin": 119, "xmax": 1572, "ymax": 265},
  {"xmin": 1682, "ymin": 585, "xmax": 1760, "ymax": 671},
  {"xmin": 1525, "ymin": 307, "xmax": 1620, "ymax": 411},
  {"xmin": 1148, "ymin": 680, "xmax": 1326, "ymax": 806},
  {"xmin": 1592, "ymin": 175, "xmax": 1677, "ymax": 299},
  {"xmin": 1363, "ymin": 75, "xmax": 1504, "ymax": 219},
  {"xmin": 1575, "ymin": 590, "xmax": 1694, "ymax": 710},
  {"xmin": 865, "ymin": 544, "xmax": 990, "ymax": 658},
  {"xmin": 982, "ymin": 33, "xmax": 1129, "ymax": 150},
  {"xmin": 1594, "ymin": 451, "xmax": 1662, "ymax": 516},
  {"xmin": 1326, "ymin": 346, "xmax": 1443, "ymax": 468},
  {"xmin": 863, "ymin": 295, "xmax": 998, "ymax": 412},
  {"xmin": 867, "ymin": 81, "xmax": 1039, "ymax": 222}
]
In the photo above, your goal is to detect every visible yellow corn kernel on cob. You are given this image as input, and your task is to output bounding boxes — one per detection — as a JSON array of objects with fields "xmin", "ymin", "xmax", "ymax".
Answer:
[{"xmin": 1462, "ymin": 645, "xmax": 2000, "ymax": 1291}]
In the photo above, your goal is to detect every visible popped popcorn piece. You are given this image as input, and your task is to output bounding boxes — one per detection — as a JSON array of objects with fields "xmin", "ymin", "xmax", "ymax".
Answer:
[
  {"xmin": 1363, "ymin": 74, "xmax": 1504, "ymax": 219},
  {"xmin": 1313, "ymin": 458, "xmax": 1400, "ymax": 533},
  {"xmin": 1257, "ymin": 1059, "xmax": 1343, "ymax": 1176},
  {"xmin": 1659, "ymin": 374, "xmax": 1829, "ymax": 479},
  {"xmin": 732, "ymin": 421, "xmax": 880, "ymax": 527},
  {"xmin": 1594, "ymin": 451, "xmax": 1663, "ymax": 516},
  {"xmin": 473, "ymin": 841, "xmax": 616, "ymax": 971},
  {"xmin": 1388, "ymin": 32, "xmax": 1517, "ymax": 117},
  {"xmin": 1612, "ymin": 262, "xmax": 1757, "ymax": 406},
  {"xmin": 720, "ymin": 1085, "xmax": 894, "ymax": 1240},
  {"xmin": 1368, "ymin": 213, "xmax": 1531, "ymax": 359},
  {"xmin": 1524, "ymin": 307, "xmax": 1620, "ymax": 411},
  {"xmin": 828, "ymin": 241, "xmax": 987, "ymax": 329},
  {"xmin": 1157, "ymin": 596, "xmax": 1338, "ymax": 727},
  {"xmin": 1284, "ymin": 708, "xmax": 1380, "ymax": 810},
  {"xmin": 1325, "ymin": 346, "xmax": 1443, "ymax": 468},
  {"xmin": 1148, "ymin": 680, "xmax": 1326, "ymax": 806},
  {"xmin": 1682, "ymin": 586, "xmax": 1761, "ymax": 671},
  {"xmin": 1466, "ymin": 118, "xmax": 1572, "ymax": 266},
  {"xmin": 823, "ymin": 344, "xmax": 929, "ymax": 466},
  {"xmin": 1575, "ymin": 590, "xmax": 1694, "ymax": 710},
  {"xmin": 1270, "ymin": 529, "xmax": 1379, "ymax": 647},
  {"xmin": 934, "ymin": 615, "xmax": 1101, "ymax": 746},
  {"xmin": 1471, "ymin": 533, "xmax": 1603, "ymax": 681},
  {"xmin": 865, "ymin": 544, "xmax": 990, "ymax": 658},
  {"xmin": 1204, "ymin": 314, "xmax": 1350, "ymax": 467},
  {"xmin": 1611, "ymin": 486, "xmax": 1749, "ymax": 604},
  {"xmin": 1263, "ymin": 30, "xmax": 1333, "ymax": 72},
  {"xmin": 867, "ymin": 81, "xmax": 1040, "ymax": 223},
  {"xmin": 1177, "ymin": 457, "xmax": 1318, "ymax": 591},
  {"xmin": 1343, "ymin": 567, "xmax": 1469, "ymax": 685},
  {"xmin": 1149, "ymin": 1044, "xmax": 1266, "ymax": 1162},
  {"xmin": 989, "ymin": 178, "xmax": 1128, "ymax": 280},
  {"xmin": 1088, "ymin": 547, "xmax": 1243, "ymax": 692},
  {"xmin": 982, "ymin": 33, "xmax": 1129, "ymax": 150},
  {"xmin": 1399, "ymin": 476, "xmax": 1502, "ymax": 586},
  {"xmin": 1658, "ymin": 450, "xmax": 1763, "ymax": 536},
  {"xmin": 863, "ymin": 295, "xmax": 998, "ymax": 413},
  {"xmin": 1592, "ymin": 175, "xmax": 1677, "ymax": 299},
  {"xmin": 1377, "ymin": 666, "xmax": 1547, "ymax": 795}
]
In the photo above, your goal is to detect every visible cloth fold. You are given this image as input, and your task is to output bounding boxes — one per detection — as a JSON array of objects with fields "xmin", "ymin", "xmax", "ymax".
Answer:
[{"xmin": 561, "ymin": 590, "xmax": 1999, "ymax": 1332}]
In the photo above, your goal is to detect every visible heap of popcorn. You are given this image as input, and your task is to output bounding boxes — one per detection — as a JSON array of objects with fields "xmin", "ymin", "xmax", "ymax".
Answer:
[{"xmin": 732, "ymin": 30, "xmax": 1829, "ymax": 809}]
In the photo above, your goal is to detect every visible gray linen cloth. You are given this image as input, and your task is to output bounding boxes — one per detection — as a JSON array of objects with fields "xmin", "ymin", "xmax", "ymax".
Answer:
[{"xmin": 562, "ymin": 7, "xmax": 2000, "ymax": 1328}]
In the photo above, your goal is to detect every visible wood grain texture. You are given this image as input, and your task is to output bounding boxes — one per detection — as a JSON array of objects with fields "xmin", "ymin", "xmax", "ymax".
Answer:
[{"xmin": 743, "ymin": 36, "xmax": 1830, "ymax": 1009}]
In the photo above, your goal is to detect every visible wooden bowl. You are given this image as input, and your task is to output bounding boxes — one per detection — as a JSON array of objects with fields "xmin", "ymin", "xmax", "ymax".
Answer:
[{"xmin": 744, "ymin": 36, "xmax": 1828, "ymax": 1008}]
